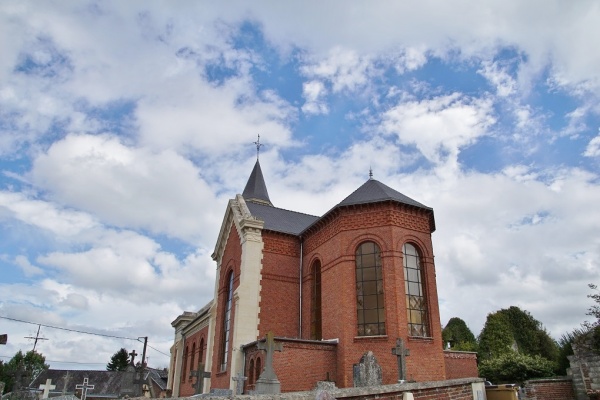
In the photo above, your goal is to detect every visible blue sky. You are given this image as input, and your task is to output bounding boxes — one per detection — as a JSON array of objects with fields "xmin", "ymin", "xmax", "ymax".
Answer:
[{"xmin": 1, "ymin": 1, "xmax": 599, "ymax": 370}]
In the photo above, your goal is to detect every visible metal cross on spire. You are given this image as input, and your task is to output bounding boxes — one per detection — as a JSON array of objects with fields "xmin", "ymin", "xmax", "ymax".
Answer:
[{"xmin": 253, "ymin": 134, "xmax": 264, "ymax": 160}]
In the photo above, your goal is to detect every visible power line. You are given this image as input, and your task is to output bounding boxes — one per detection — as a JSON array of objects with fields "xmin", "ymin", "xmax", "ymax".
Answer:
[{"xmin": 0, "ymin": 315, "xmax": 139, "ymax": 341}]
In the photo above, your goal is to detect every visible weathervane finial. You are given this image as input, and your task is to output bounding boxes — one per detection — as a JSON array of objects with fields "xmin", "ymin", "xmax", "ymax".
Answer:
[
  {"xmin": 369, "ymin": 166, "xmax": 373, "ymax": 180},
  {"xmin": 253, "ymin": 134, "xmax": 263, "ymax": 160}
]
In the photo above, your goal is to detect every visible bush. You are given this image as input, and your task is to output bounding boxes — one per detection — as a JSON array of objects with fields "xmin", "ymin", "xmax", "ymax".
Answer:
[{"xmin": 478, "ymin": 351, "xmax": 557, "ymax": 384}]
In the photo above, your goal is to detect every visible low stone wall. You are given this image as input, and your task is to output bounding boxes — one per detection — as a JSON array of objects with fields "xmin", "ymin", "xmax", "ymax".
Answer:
[
  {"xmin": 523, "ymin": 378, "xmax": 575, "ymax": 400},
  {"xmin": 443, "ymin": 350, "xmax": 478, "ymax": 380},
  {"xmin": 179, "ymin": 378, "xmax": 485, "ymax": 400}
]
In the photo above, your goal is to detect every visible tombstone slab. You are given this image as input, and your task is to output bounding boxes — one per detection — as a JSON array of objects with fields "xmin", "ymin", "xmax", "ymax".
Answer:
[{"xmin": 353, "ymin": 351, "xmax": 382, "ymax": 387}]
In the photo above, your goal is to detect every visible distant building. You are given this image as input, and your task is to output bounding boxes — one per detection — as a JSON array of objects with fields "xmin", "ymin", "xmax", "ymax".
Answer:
[{"xmin": 169, "ymin": 159, "xmax": 475, "ymax": 395}]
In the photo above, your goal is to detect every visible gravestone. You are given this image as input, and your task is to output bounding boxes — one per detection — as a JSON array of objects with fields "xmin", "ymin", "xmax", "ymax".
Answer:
[
  {"xmin": 353, "ymin": 351, "xmax": 382, "ymax": 387},
  {"xmin": 75, "ymin": 378, "xmax": 94, "ymax": 400},
  {"xmin": 391, "ymin": 338, "xmax": 410, "ymax": 383},
  {"xmin": 232, "ymin": 373, "xmax": 247, "ymax": 395},
  {"xmin": 39, "ymin": 378, "xmax": 56, "ymax": 399},
  {"xmin": 315, "ymin": 381, "xmax": 336, "ymax": 400},
  {"xmin": 254, "ymin": 331, "xmax": 283, "ymax": 394},
  {"xmin": 190, "ymin": 363, "xmax": 211, "ymax": 394}
]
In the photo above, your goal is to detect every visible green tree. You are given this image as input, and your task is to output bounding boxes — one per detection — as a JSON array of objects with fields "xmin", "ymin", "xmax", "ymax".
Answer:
[
  {"xmin": 442, "ymin": 317, "xmax": 477, "ymax": 351},
  {"xmin": 478, "ymin": 352, "xmax": 556, "ymax": 384},
  {"xmin": 106, "ymin": 348, "xmax": 130, "ymax": 371},
  {"xmin": 478, "ymin": 311, "xmax": 514, "ymax": 361},
  {"xmin": 0, "ymin": 350, "xmax": 49, "ymax": 393}
]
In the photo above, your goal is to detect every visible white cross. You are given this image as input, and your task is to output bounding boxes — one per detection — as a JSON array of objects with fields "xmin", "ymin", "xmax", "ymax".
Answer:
[
  {"xmin": 75, "ymin": 377, "xmax": 95, "ymax": 400},
  {"xmin": 39, "ymin": 378, "xmax": 56, "ymax": 399}
]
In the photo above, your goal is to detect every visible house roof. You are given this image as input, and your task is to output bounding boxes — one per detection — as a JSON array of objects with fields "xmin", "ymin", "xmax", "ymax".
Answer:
[
  {"xmin": 29, "ymin": 370, "xmax": 128, "ymax": 398},
  {"xmin": 246, "ymin": 201, "xmax": 319, "ymax": 236},
  {"xmin": 242, "ymin": 160, "xmax": 272, "ymax": 206}
]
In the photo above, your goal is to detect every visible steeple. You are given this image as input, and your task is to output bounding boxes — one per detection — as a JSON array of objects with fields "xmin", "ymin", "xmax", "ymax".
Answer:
[{"xmin": 242, "ymin": 160, "xmax": 273, "ymax": 206}]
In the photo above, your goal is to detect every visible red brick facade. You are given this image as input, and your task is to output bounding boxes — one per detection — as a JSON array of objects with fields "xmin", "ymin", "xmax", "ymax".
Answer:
[
  {"xmin": 444, "ymin": 351, "xmax": 479, "ymax": 380},
  {"xmin": 171, "ymin": 171, "xmax": 452, "ymax": 394},
  {"xmin": 524, "ymin": 378, "xmax": 575, "ymax": 400}
]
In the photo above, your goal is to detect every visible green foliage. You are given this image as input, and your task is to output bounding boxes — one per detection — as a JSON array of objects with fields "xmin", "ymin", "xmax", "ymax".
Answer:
[
  {"xmin": 106, "ymin": 348, "xmax": 130, "ymax": 371},
  {"xmin": 442, "ymin": 317, "xmax": 477, "ymax": 351},
  {"xmin": 0, "ymin": 350, "xmax": 49, "ymax": 393},
  {"xmin": 478, "ymin": 351, "xmax": 557, "ymax": 384},
  {"xmin": 478, "ymin": 306, "xmax": 559, "ymax": 365},
  {"xmin": 478, "ymin": 311, "xmax": 514, "ymax": 361}
]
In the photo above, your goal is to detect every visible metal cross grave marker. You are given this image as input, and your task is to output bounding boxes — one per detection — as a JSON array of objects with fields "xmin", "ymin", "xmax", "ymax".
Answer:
[
  {"xmin": 391, "ymin": 338, "xmax": 410, "ymax": 382},
  {"xmin": 75, "ymin": 377, "xmax": 95, "ymax": 400},
  {"xmin": 39, "ymin": 378, "xmax": 56, "ymax": 399},
  {"xmin": 129, "ymin": 349, "xmax": 138, "ymax": 365}
]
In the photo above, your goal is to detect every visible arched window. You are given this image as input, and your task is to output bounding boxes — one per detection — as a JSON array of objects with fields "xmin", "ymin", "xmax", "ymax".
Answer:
[
  {"xmin": 248, "ymin": 359, "xmax": 255, "ymax": 385},
  {"xmin": 403, "ymin": 243, "xmax": 429, "ymax": 337},
  {"xmin": 219, "ymin": 270, "xmax": 234, "ymax": 371},
  {"xmin": 182, "ymin": 345, "xmax": 188, "ymax": 382},
  {"xmin": 255, "ymin": 357, "xmax": 262, "ymax": 381},
  {"xmin": 311, "ymin": 260, "xmax": 322, "ymax": 340},
  {"xmin": 356, "ymin": 241, "xmax": 386, "ymax": 336},
  {"xmin": 199, "ymin": 338, "xmax": 205, "ymax": 365},
  {"xmin": 190, "ymin": 342, "xmax": 196, "ymax": 378}
]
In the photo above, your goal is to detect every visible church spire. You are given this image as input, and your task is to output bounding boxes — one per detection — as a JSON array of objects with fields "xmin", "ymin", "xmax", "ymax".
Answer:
[{"xmin": 242, "ymin": 136, "xmax": 272, "ymax": 206}]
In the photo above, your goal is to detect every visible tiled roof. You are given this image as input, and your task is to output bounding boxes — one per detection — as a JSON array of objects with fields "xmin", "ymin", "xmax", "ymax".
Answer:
[
  {"xmin": 30, "ymin": 370, "xmax": 127, "ymax": 397},
  {"xmin": 246, "ymin": 201, "xmax": 319, "ymax": 236}
]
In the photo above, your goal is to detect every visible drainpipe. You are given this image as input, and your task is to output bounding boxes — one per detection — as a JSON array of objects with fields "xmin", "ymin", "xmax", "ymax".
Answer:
[{"xmin": 299, "ymin": 238, "xmax": 303, "ymax": 338}]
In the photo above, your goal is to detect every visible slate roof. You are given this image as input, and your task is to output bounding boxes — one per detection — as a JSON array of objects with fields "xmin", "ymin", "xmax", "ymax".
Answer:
[
  {"xmin": 338, "ymin": 178, "xmax": 431, "ymax": 210},
  {"xmin": 246, "ymin": 201, "xmax": 319, "ymax": 236},
  {"xmin": 242, "ymin": 160, "xmax": 272, "ymax": 206}
]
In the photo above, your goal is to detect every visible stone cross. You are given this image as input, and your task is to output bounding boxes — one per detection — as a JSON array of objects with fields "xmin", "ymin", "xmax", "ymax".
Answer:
[
  {"xmin": 39, "ymin": 378, "xmax": 56, "ymax": 399},
  {"xmin": 391, "ymin": 338, "xmax": 410, "ymax": 382},
  {"xmin": 232, "ymin": 373, "xmax": 247, "ymax": 395},
  {"xmin": 75, "ymin": 377, "xmax": 94, "ymax": 400},
  {"xmin": 129, "ymin": 349, "xmax": 138, "ymax": 365},
  {"xmin": 256, "ymin": 331, "xmax": 282, "ymax": 381},
  {"xmin": 61, "ymin": 372, "xmax": 71, "ymax": 395},
  {"xmin": 189, "ymin": 363, "xmax": 211, "ymax": 394}
]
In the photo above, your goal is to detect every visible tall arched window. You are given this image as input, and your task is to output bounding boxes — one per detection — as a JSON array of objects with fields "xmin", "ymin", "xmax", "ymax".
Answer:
[
  {"xmin": 199, "ymin": 338, "xmax": 205, "ymax": 366},
  {"xmin": 356, "ymin": 241, "xmax": 386, "ymax": 336},
  {"xmin": 190, "ymin": 342, "xmax": 196, "ymax": 378},
  {"xmin": 255, "ymin": 357, "xmax": 262, "ymax": 381},
  {"xmin": 311, "ymin": 260, "xmax": 322, "ymax": 340},
  {"xmin": 403, "ymin": 243, "xmax": 429, "ymax": 337},
  {"xmin": 182, "ymin": 346, "xmax": 188, "ymax": 382},
  {"xmin": 219, "ymin": 271, "xmax": 234, "ymax": 371},
  {"xmin": 248, "ymin": 359, "xmax": 255, "ymax": 385}
]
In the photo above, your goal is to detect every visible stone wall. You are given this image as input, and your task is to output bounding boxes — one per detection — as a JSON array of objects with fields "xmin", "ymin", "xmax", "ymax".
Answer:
[
  {"xmin": 178, "ymin": 377, "xmax": 484, "ymax": 399},
  {"xmin": 443, "ymin": 350, "xmax": 478, "ymax": 380},
  {"xmin": 568, "ymin": 350, "xmax": 600, "ymax": 400}
]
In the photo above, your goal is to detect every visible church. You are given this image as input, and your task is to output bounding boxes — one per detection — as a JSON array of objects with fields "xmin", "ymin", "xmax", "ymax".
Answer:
[{"xmin": 168, "ymin": 156, "xmax": 458, "ymax": 396}]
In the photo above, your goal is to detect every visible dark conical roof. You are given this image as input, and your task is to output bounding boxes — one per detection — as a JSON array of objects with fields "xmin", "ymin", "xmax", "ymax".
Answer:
[
  {"xmin": 242, "ymin": 160, "xmax": 272, "ymax": 206},
  {"xmin": 338, "ymin": 178, "xmax": 431, "ymax": 210}
]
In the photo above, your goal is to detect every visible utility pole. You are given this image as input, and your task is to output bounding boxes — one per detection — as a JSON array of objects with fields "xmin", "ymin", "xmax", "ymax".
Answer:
[
  {"xmin": 139, "ymin": 337, "xmax": 148, "ymax": 368},
  {"xmin": 25, "ymin": 325, "xmax": 48, "ymax": 351}
]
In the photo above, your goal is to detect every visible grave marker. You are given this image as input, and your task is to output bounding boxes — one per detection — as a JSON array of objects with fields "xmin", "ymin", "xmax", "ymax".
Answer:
[
  {"xmin": 39, "ymin": 378, "xmax": 56, "ymax": 399},
  {"xmin": 189, "ymin": 363, "xmax": 211, "ymax": 394},
  {"xmin": 232, "ymin": 373, "xmax": 247, "ymax": 395},
  {"xmin": 254, "ymin": 331, "xmax": 283, "ymax": 394},
  {"xmin": 353, "ymin": 351, "xmax": 382, "ymax": 387},
  {"xmin": 75, "ymin": 378, "xmax": 94, "ymax": 400},
  {"xmin": 391, "ymin": 338, "xmax": 410, "ymax": 382}
]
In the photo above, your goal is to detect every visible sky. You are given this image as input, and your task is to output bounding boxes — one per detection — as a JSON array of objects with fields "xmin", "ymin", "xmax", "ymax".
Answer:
[{"xmin": 1, "ymin": 1, "xmax": 599, "ymax": 372}]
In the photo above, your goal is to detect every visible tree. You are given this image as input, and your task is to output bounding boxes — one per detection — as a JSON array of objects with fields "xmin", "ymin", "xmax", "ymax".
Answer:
[
  {"xmin": 478, "ymin": 311, "xmax": 514, "ymax": 361},
  {"xmin": 0, "ymin": 350, "xmax": 49, "ymax": 393},
  {"xmin": 106, "ymin": 348, "xmax": 130, "ymax": 371},
  {"xmin": 442, "ymin": 317, "xmax": 477, "ymax": 351},
  {"xmin": 478, "ymin": 352, "xmax": 556, "ymax": 384}
]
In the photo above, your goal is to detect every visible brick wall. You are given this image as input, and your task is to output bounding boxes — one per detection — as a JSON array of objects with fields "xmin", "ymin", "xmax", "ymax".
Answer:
[
  {"xmin": 244, "ymin": 338, "xmax": 337, "ymax": 393},
  {"xmin": 524, "ymin": 378, "xmax": 575, "ymax": 400},
  {"xmin": 209, "ymin": 225, "xmax": 242, "ymax": 390},
  {"xmin": 258, "ymin": 232, "xmax": 301, "ymax": 338},
  {"xmin": 444, "ymin": 350, "xmax": 478, "ymax": 380},
  {"xmin": 179, "ymin": 326, "xmax": 210, "ymax": 397},
  {"xmin": 301, "ymin": 202, "xmax": 445, "ymax": 387}
]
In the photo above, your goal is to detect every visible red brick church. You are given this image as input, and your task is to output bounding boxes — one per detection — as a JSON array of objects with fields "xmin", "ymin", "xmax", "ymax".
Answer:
[{"xmin": 168, "ymin": 158, "xmax": 464, "ymax": 395}]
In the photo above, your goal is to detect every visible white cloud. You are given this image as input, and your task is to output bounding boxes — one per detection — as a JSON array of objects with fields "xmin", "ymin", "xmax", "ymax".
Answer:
[
  {"xmin": 379, "ymin": 93, "xmax": 496, "ymax": 167},
  {"xmin": 584, "ymin": 133, "xmax": 600, "ymax": 157},
  {"xmin": 301, "ymin": 80, "xmax": 329, "ymax": 115}
]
